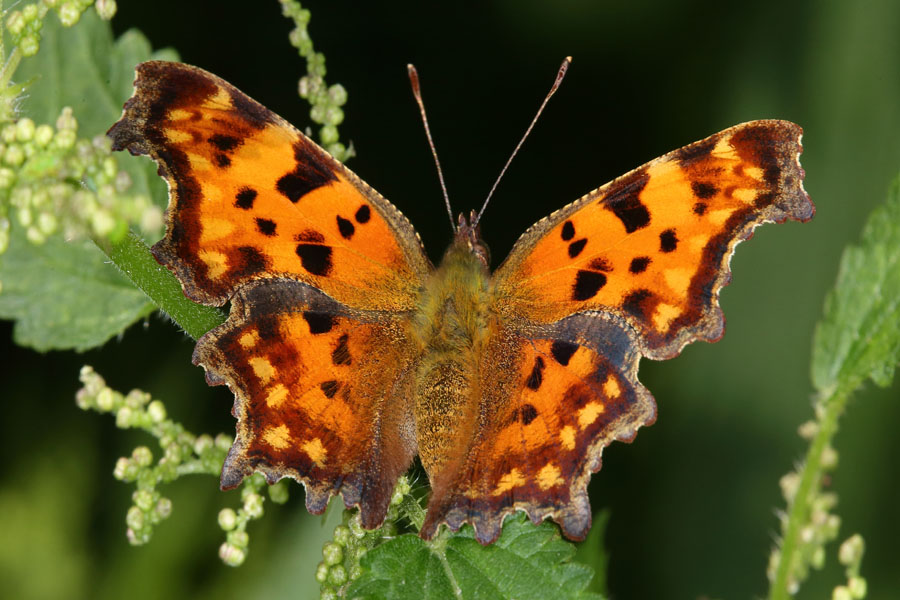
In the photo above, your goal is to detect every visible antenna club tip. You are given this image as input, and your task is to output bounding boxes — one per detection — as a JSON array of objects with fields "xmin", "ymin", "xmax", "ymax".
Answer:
[{"xmin": 564, "ymin": 56, "xmax": 573, "ymax": 63}]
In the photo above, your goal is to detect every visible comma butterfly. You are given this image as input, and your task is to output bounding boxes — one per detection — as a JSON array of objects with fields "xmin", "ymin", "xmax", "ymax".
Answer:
[{"xmin": 108, "ymin": 60, "xmax": 813, "ymax": 545}]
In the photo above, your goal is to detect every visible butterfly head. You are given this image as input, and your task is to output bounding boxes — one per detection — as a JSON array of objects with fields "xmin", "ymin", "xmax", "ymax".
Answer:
[{"xmin": 454, "ymin": 210, "xmax": 490, "ymax": 269}]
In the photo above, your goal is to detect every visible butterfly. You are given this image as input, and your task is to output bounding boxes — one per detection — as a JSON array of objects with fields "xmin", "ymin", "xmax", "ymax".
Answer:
[{"xmin": 108, "ymin": 60, "xmax": 813, "ymax": 545}]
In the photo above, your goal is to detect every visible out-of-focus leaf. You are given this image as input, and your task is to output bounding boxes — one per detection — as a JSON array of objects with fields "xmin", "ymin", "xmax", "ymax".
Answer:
[
  {"xmin": 812, "ymin": 174, "xmax": 900, "ymax": 392},
  {"xmin": 0, "ymin": 12, "xmax": 179, "ymax": 351}
]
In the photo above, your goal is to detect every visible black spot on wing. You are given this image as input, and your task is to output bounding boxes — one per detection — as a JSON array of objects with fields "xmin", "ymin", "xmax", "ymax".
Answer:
[
  {"xmin": 320, "ymin": 380, "xmax": 339, "ymax": 398},
  {"xmin": 256, "ymin": 218, "xmax": 277, "ymax": 236},
  {"xmin": 209, "ymin": 133, "xmax": 241, "ymax": 152},
  {"xmin": 214, "ymin": 153, "xmax": 231, "ymax": 167},
  {"xmin": 602, "ymin": 168, "xmax": 650, "ymax": 233},
  {"xmin": 519, "ymin": 404, "xmax": 538, "ymax": 425},
  {"xmin": 275, "ymin": 140, "xmax": 338, "ymax": 203},
  {"xmin": 525, "ymin": 356, "xmax": 545, "ymax": 390},
  {"xmin": 561, "ymin": 220, "xmax": 575, "ymax": 241},
  {"xmin": 235, "ymin": 187, "xmax": 257, "ymax": 209},
  {"xmin": 572, "ymin": 270, "xmax": 606, "ymax": 301},
  {"xmin": 659, "ymin": 229, "xmax": 678, "ymax": 253},
  {"xmin": 568, "ymin": 238, "xmax": 587, "ymax": 258},
  {"xmin": 336, "ymin": 215, "xmax": 355, "ymax": 239},
  {"xmin": 550, "ymin": 340, "xmax": 578, "ymax": 366},
  {"xmin": 296, "ymin": 243, "xmax": 333, "ymax": 276},
  {"xmin": 331, "ymin": 334, "xmax": 351, "ymax": 365},
  {"xmin": 355, "ymin": 204, "xmax": 371, "ymax": 223},
  {"xmin": 295, "ymin": 229, "xmax": 325, "ymax": 243},
  {"xmin": 303, "ymin": 312, "xmax": 335, "ymax": 334},
  {"xmin": 693, "ymin": 202, "xmax": 708, "ymax": 216},
  {"xmin": 629, "ymin": 257, "xmax": 650, "ymax": 273},
  {"xmin": 691, "ymin": 181, "xmax": 718, "ymax": 199}
]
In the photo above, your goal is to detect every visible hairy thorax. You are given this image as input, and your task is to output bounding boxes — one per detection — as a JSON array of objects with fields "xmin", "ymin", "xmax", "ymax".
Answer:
[{"xmin": 410, "ymin": 234, "xmax": 492, "ymax": 478}]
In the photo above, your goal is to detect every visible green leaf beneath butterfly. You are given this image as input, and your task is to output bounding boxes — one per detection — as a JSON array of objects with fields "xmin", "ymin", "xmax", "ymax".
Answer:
[{"xmin": 346, "ymin": 514, "xmax": 603, "ymax": 600}]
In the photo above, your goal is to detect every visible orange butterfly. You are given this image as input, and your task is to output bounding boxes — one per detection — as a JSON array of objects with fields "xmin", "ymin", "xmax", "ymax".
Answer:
[{"xmin": 108, "ymin": 60, "xmax": 812, "ymax": 545}]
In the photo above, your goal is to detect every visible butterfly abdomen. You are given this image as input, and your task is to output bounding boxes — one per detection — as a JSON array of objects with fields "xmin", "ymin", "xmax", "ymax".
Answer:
[{"xmin": 412, "ymin": 236, "xmax": 493, "ymax": 478}]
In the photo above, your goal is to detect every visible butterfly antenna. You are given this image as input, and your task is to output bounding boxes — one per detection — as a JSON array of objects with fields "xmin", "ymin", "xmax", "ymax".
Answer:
[
  {"xmin": 472, "ymin": 56, "xmax": 572, "ymax": 227},
  {"xmin": 408, "ymin": 64, "xmax": 456, "ymax": 231}
]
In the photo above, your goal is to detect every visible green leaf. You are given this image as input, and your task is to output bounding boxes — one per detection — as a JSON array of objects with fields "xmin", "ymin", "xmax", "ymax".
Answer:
[
  {"xmin": 0, "ymin": 226, "xmax": 154, "ymax": 351},
  {"xmin": 0, "ymin": 12, "xmax": 180, "ymax": 351},
  {"xmin": 347, "ymin": 514, "xmax": 602, "ymax": 600},
  {"xmin": 812, "ymin": 173, "xmax": 900, "ymax": 392}
]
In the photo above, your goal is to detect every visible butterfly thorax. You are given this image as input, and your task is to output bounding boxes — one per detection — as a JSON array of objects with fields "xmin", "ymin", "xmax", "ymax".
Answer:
[{"xmin": 411, "ymin": 219, "xmax": 492, "ymax": 479}]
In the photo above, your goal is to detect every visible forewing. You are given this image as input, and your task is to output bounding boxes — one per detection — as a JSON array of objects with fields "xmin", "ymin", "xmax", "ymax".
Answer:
[
  {"xmin": 493, "ymin": 120, "xmax": 813, "ymax": 359},
  {"xmin": 108, "ymin": 61, "xmax": 431, "ymax": 312}
]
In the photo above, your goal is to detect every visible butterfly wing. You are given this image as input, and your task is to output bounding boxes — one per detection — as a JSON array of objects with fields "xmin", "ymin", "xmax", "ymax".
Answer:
[
  {"xmin": 492, "ymin": 120, "xmax": 813, "ymax": 359},
  {"xmin": 421, "ymin": 313, "xmax": 655, "ymax": 544},
  {"xmin": 108, "ymin": 61, "xmax": 431, "ymax": 312},
  {"xmin": 422, "ymin": 121, "xmax": 812, "ymax": 543},
  {"xmin": 197, "ymin": 279, "xmax": 418, "ymax": 527},
  {"xmin": 108, "ymin": 61, "xmax": 428, "ymax": 526}
]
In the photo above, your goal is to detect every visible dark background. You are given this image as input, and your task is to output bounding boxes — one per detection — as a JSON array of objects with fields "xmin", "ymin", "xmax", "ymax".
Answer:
[{"xmin": 2, "ymin": 1, "xmax": 898, "ymax": 598}]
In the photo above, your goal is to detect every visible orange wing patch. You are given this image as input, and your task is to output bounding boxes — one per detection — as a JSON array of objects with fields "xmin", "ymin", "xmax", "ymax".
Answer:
[
  {"xmin": 196, "ymin": 279, "xmax": 418, "ymax": 527},
  {"xmin": 420, "ymin": 315, "xmax": 656, "ymax": 544},
  {"xmin": 494, "ymin": 120, "xmax": 813, "ymax": 359},
  {"xmin": 108, "ymin": 61, "xmax": 430, "ymax": 312}
]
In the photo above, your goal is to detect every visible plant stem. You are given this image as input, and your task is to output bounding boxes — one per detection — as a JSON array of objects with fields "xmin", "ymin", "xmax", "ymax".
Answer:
[
  {"xmin": 768, "ymin": 386, "xmax": 850, "ymax": 600},
  {"xmin": 94, "ymin": 230, "xmax": 225, "ymax": 340}
]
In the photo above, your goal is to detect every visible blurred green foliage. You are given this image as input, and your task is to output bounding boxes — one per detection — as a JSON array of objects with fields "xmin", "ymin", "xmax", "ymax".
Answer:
[{"xmin": 1, "ymin": 1, "xmax": 898, "ymax": 599}]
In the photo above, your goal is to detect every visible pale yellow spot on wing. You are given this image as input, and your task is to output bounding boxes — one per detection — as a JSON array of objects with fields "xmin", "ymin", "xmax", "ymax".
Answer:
[
  {"xmin": 560, "ymin": 426, "xmax": 576, "ymax": 450},
  {"xmin": 186, "ymin": 152, "xmax": 212, "ymax": 171},
  {"xmin": 262, "ymin": 425, "xmax": 291, "ymax": 450},
  {"xmin": 577, "ymin": 402, "xmax": 604, "ymax": 429},
  {"xmin": 167, "ymin": 108, "xmax": 193, "ymax": 121},
  {"xmin": 603, "ymin": 375, "xmax": 621, "ymax": 399},
  {"xmin": 266, "ymin": 384, "xmax": 289, "ymax": 409},
  {"xmin": 164, "ymin": 128, "xmax": 192, "ymax": 144},
  {"xmin": 732, "ymin": 188, "xmax": 757, "ymax": 204},
  {"xmin": 707, "ymin": 208, "xmax": 734, "ymax": 226},
  {"xmin": 201, "ymin": 217, "xmax": 236, "ymax": 242},
  {"xmin": 537, "ymin": 463, "xmax": 564, "ymax": 490},
  {"xmin": 249, "ymin": 357, "xmax": 275, "ymax": 384},
  {"xmin": 203, "ymin": 86, "xmax": 233, "ymax": 109},
  {"xmin": 653, "ymin": 303, "xmax": 681, "ymax": 330},
  {"xmin": 303, "ymin": 438, "xmax": 327, "ymax": 465},
  {"xmin": 712, "ymin": 137, "xmax": 738, "ymax": 159},
  {"xmin": 664, "ymin": 268, "xmax": 693, "ymax": 297},
  {"xmin": 744, "ymin": 166, "xmax": 765, "ymax": 181},
  {"xmin": 239, "ymin": 330, "xmax": 260, "ymax": 349},
  {"xmin": 492, "ymin": 468, "xmax": 527, "ymax": 496},
  {"xmin": 199, "ymin": 249, "xmax": 228, "ymax": 279}
]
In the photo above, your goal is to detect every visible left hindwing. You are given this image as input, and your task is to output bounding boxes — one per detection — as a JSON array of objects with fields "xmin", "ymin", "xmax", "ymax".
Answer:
[{"xmin": 492, "ymin": 120, "xmax": 813, "ymax": 360}]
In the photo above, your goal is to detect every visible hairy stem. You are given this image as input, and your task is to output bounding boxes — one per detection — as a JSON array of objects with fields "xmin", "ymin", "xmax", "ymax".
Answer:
[
  {"xmin": 768, "ymin": 386, "xmax": 850, "ymax": 600},
  {"xmin": 94, "ymin": 230, "xmax": 225, "ymax": 339}
]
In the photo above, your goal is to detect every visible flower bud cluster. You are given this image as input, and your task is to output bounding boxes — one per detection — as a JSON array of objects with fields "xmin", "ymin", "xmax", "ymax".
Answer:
[
  {"xmin": 832, "ymin": 534, "xmax": 867, "ymax": 600},
  {"xmin": 5, "ymin": 1, "xmax": 117, "ymax": 59},
  {"xmin": 316, "ymin": 476, "xmax": 413, "ymax": 599},
  {"xmin": 279, "ymin": 0, "xmax": 351, "ymax": 162},
  {"xmin": 0, "ymin": 109, "xmax": 162, "ymax": 255},
  {"xmin": 768, "ymin": 415, "xmax": 853, "ymax": 594},
  {"xmin": 216, "ymin": 474, "xmax": 290, "ymax": 567}
]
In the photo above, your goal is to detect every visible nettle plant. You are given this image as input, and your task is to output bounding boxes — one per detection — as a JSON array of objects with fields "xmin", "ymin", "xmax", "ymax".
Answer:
[{"xmin": 0, "ymin": 2, "xmax": 895, "ymax": 599}]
